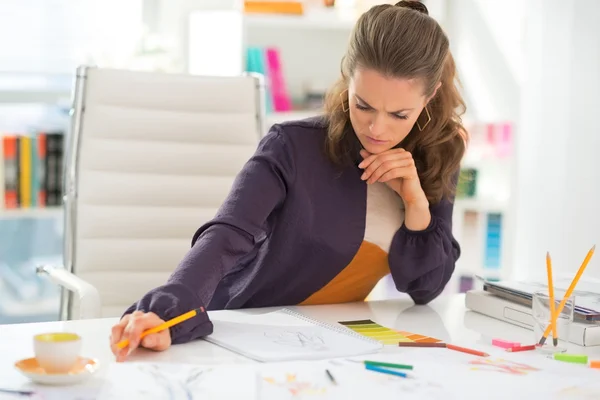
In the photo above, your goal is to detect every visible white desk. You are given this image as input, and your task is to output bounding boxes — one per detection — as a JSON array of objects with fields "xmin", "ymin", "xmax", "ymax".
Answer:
[{"xmin": 1, "ymin": 295, "xmax": 599, "ymax": 393}]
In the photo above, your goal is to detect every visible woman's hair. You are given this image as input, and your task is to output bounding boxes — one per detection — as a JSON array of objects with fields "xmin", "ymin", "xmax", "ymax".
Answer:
[{"xmin": 323, "ymin": 1, "xmax": 467, "ymax": 204}]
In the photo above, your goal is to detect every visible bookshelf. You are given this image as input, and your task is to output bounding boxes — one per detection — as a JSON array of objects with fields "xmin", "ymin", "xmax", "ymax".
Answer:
[
  {"xmin": 266, "ymin": 110, "xmax": 322, "ymax": 126},
  {"xmin": 244, "ymin": 7, "xmax": 356, "ymax": 30},
  {"xmin": 0, "ymin": 71, "xmax": 72, "ymax": 105},
  {"xmin": 454, "ymin": 197, "xmax": 508, "ymax": 214},
  {"xmin": 0, "ymin": 207, "xmax": 62, "ymax": 219}
]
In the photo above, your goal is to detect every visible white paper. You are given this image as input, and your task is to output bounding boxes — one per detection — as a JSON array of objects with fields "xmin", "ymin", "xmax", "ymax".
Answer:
[
  {"xmin": 96, "ymin": 362, "xmax": 256, "ymax": 400},
  {"xmin": 29, "ymin": 356, "xmax": 600, "ymax": 400}
]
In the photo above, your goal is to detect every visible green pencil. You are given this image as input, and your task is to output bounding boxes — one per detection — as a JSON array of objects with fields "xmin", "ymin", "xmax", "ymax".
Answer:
[{"xmin": 363, "ymin": 360, "xmax": 414, "ymax": 370}]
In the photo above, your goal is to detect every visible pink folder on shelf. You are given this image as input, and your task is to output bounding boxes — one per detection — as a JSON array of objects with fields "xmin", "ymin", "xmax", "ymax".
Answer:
[{"xmin": 265, "ymin": 47, "xmax": 291, "ymax": 112}]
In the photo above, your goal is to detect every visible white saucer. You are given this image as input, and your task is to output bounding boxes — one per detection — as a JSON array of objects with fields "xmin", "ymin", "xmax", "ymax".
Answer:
[{"xmin": 14, "ymin": 356, "xmax": 100, "ymax": 385}]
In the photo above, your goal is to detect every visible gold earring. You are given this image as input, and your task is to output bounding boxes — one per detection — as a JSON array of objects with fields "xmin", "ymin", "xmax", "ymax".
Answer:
[
  {"xmin": 417, "ymin": 106, "xmax": 431, "ymax": 131},
  {"xmin": 340, "ymin": 89, "xmax": 349, "ymax": 113}
]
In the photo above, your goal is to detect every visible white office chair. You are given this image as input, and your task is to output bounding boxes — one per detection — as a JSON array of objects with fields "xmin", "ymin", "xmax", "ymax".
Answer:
[{"xmin": 37, "ymin": 66, "xmax": 266, "ymax": 320}]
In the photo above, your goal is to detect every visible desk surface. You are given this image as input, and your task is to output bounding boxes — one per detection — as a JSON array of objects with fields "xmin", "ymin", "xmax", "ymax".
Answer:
[{"xmin": 1, "ymin": 295, "xmax": 599, "ymax": 391}]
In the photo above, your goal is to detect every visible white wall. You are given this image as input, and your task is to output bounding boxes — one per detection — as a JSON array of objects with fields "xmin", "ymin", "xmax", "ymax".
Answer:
[
  {"xmin": 0, "ymin": 0, "xmax": 143, "ymax": 74},
  {"xmin": 445, "ymin": 0, "xmax": 521, "ymax": 122},
  {"xmin": 512, "ymin": 0, "xmax": 600, "ymax": 281},
  {"xmin": 444, "ymin": 0, "xmax": 521, "ymax": 281}
]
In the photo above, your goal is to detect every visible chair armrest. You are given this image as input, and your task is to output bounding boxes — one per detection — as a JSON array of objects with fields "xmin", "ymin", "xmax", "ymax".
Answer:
[{"xmin": 36, "ymin": 265, "xmax": 102, "ymax": 320}]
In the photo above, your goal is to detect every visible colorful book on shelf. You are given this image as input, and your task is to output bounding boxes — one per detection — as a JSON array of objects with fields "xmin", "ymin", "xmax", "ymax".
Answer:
[
  {"xmin": 246, "ymin": 46, "xmax": 272, "ymax": 113},
  {"xmin": 266, "ymin": 47, "xmax": 292, "ymax": 112},
  {"xmin": 3, "ymin": 136, "xmax": 18, "ymax": 209},
  {"xmin": 244, "ymin": 1, "xmax": 304, "ymax": 15},
  {"xmin": 0, "ymin": 138, "xmax": 3, "ymax": 208},
  {"xmin": 245, "ymin": 46, "xmax": 292, "ymax": 114},
  {"xmin": 19, "ymin": 136, "xmax": 31, "ymax": 208},
  {"xmin": 0, "ymin": 132, "xmax": 63, "ymax": 210},
  {"xmin": 484, "ymin": 213, "xmax": 502, "ymax": 269}
]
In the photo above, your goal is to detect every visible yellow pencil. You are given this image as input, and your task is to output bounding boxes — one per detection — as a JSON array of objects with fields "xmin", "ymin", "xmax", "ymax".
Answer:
[
  {"xmin": 539, "ymin": 245, "xmax": 595, "ymax": 345},
  {"xmin": 546, "ymin": 252, "xmax": 558, "ymax": 347},
  {"xmin": 116, "ymin": 307, "xmax": 205, "ymax": 350}
]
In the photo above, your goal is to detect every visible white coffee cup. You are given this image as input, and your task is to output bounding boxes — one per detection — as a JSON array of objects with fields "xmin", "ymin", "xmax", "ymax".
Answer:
[{"xmin": 33, "ymin": 332, "xmax": 82, "ymax": 373}]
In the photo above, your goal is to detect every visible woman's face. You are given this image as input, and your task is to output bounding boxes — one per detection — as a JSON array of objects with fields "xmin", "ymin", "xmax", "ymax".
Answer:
[{"xmin": 348, "ymin": 67, "xmax": 435, "ymax": 154}]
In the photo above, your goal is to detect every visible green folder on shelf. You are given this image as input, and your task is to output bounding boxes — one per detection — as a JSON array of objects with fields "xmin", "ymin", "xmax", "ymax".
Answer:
[{"xmin": 246, "ymin": 46, "xmax": 272, "ymax": 113}]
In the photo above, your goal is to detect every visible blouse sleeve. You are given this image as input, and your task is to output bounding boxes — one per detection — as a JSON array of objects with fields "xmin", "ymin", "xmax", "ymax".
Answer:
[
  {"xmin": 122, "ymin": 125, "xmax": 295, "ymax": 344},
  {"xmin": 387, "ymin": 177, "xmax": 461, "ymax": 305}
]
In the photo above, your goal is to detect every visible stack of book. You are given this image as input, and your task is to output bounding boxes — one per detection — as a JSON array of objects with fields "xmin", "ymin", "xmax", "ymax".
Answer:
[
  {"xmin": 0, "ymin": 132, "xmax": 64, "ymax": 210},
  {"xmin": 245, "ymin": 46, "xmax": 292, "ymax": 114},
  {"xmin": 466, "ymin": 277, "xmax": 600, "ymax": 346}
]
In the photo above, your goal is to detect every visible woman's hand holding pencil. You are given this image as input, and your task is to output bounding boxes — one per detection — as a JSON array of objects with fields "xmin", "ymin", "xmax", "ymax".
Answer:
[{"xmin": 109, "ymin": 311, "xmax": 172, "ymax": 362}]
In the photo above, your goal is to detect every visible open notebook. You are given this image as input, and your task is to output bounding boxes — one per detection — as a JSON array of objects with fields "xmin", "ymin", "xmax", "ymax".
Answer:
[{"xmin": 204, "ymin": 308, "xmax": 383, "ymax": 362}]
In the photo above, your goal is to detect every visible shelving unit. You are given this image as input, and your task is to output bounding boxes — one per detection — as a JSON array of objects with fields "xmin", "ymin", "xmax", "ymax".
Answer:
[
  {"xmin": 0, "ymin": 208, "xmax": 62, "ymax": 220},
  {"xmin": 244, "ymin": 7, "xmax": 356, "ymax": 30},
  {"xmin": 454, "ymin": 197, "xmax": 508, "ymax": 214},
  {"xmin": 266, "ymin": 110, "xmax": 321, "ymax": 126}
]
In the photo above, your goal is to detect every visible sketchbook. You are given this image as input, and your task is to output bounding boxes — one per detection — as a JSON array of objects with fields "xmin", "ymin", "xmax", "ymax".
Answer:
[{"xmin": 204, "ymin": 308, "xmax": 383, "ymax": 362}]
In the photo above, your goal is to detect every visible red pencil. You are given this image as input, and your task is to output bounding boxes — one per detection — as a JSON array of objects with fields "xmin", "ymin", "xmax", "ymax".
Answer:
[
  {"xmin": 506, "ymin": 344, "xmax": 537, "ymax": 353},
  {"xmin": 446, "ymin": 344, "xmax": 489, "ymax": 357}
]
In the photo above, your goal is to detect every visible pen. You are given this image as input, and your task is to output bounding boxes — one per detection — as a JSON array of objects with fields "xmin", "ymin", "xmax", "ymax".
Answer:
[
  {"xmin": 363, "ymin": 360, "xmax": 413, "ymax": 370},
  {"xmin": 0, "ymin": 388, "xmax": 36, "ymax": 397},
  {"xmin": 325, "ymin": 369, "xmax": 337, "ymax": 385},
  {"xmin": 365, "ymin": 364, "xmax": 408, "ymax": 378}
]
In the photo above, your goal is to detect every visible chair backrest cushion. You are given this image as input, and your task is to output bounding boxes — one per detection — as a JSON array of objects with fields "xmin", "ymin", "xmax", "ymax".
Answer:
[{"xmin": 69, "ymin": 67, "xmax": 262, "ymax": 318}]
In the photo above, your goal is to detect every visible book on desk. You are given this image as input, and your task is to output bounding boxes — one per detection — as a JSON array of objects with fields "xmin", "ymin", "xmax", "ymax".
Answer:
[{"xmin": 465, "ymin": 276, "xmax": 600, "ymax": 347}]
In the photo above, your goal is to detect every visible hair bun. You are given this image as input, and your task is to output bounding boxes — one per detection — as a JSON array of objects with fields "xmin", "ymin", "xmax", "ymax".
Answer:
[{"xmin": 395, "ymin": 1, "xmax": 429, "ymax": 15}]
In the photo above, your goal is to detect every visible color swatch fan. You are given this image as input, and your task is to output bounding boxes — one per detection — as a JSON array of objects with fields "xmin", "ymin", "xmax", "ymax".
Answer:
[{"xmin": 338, "ymin": 319, "xmax": 442, "ymax": 345}]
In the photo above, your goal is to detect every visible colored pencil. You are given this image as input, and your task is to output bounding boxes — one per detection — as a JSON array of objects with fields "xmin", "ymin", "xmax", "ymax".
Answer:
[
  {"xmin": 446, "ymin": 344, "xmax": 489, "ymax": 357},
  {"xmin": 546, "ymin": 252, "xmax": 558, "ymax": 347},
  {"xmin": 365, "ymin": 364, "xmax": 407, "ymax": 378},
  {"xmin": 325, "ymin": 369, "xmax": 337, "ymax": 385},
  {"xmin": 398, "ymin": 342, "xmax": 446, "ymax": 348},
  {"xmin": 363, "ymin": 360, "xmax": 413, "ymax": 370},
  {"xmin": 116, "ymin": 307, "xmax": 205, "ymax": 350},
  {"xmin": 506, "ymin": 344, "xmax": 537, "ymax": 352},
  {"xmin": 0, "ymin": 388, "xmax": 36, "ymax": 396},
  {"xmin": 539, "ymin": 245, "xmax": 595, "ymax": 345}
]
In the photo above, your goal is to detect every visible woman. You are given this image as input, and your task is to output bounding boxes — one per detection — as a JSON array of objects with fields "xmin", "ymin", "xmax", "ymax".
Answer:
[{"xmin": 110, "ymin": 0, "xmax": 466, "ymax": 361}]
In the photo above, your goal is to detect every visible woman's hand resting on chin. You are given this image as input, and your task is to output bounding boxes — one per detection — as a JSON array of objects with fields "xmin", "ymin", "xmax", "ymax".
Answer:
[{"xmin": 358, "ymin": 148, "xmax": 428, "ymax": 206}]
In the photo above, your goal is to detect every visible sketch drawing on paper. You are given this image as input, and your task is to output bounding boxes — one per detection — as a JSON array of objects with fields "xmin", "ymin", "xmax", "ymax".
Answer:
[
  {"xmin": 138, "ymin": 364, "xmax": 208, "ymax": 399},
  {"xmin": 364, "ymin": 370, "xmax": 447, "ymax": 399},
  {"xmin": 468, "ymin": 358, "xmax": 539, "ymax": 375},
  {"xmin": 264, "ymin": 330, "xmax": 328, "ymax": 351},
  {"xmin": 263, "ymin": 373, "xmax": 328, "ymax": 397},
  {"xmin": 556, "ymin": 385, "xmax": 600, "ymax": 399},
  {"xmin": 100, "ymin": 363, "xmax": 210, "ymax": 400}
]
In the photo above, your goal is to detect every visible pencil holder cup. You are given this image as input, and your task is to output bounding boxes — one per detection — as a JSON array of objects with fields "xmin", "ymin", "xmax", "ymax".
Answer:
[{"xmin": 532, "ymin": 289, "xmax": 574, "ymax": 354}]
